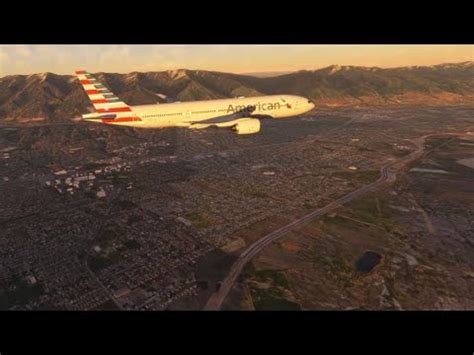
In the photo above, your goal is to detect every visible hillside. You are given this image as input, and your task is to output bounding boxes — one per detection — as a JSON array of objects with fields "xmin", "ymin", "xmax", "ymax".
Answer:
[{"xmin": 0, "ymin": 62, "xmax": 472, "ymax": 121}]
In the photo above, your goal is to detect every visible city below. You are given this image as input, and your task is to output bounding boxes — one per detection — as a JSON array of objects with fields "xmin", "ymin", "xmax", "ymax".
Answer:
[{"xmin": 1, "ymin": 104, "xmax": 473, "ymax": 310}]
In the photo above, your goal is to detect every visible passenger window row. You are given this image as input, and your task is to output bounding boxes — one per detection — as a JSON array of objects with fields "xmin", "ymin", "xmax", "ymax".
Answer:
[
  {"xmin": 192, "ymin": 110, "xmax": 217, "ymax": 114},
  {"xmin": 142, "ymin": 112, "xmax": 183, "ymax": 118}
]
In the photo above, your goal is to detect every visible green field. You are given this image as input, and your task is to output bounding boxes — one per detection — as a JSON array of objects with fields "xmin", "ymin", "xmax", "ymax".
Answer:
[
  {"xmin": 249, "ymin": 286, "xmax": 301, "ymax": 310},
  {"xmin": 186, "ymin": 212, "xmax": 212, "ymax": 229},
  {"xmin": 242, "ymin": 263, "xmax": 300, "ymax": 310},
  {"xmin": 324, "ymin": 197, "xmax": 396, "ymax": 232}
]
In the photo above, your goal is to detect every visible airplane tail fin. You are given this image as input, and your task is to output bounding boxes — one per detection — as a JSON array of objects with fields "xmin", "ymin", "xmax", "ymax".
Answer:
[{"xmin": 75, "ymin": 70, "xmax": 131, "ymax": 114}]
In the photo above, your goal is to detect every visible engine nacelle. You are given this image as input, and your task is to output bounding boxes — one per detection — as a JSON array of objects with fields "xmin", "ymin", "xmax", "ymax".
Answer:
[{"xmin": 233, "ymin": 118, "xmax": 261, "ymax": 135}]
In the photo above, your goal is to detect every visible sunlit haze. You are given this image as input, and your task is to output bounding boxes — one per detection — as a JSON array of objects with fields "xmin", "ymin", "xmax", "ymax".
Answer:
[{"xmin": 0, "ymin": 45, "xmax": 472, "ymax": 76}]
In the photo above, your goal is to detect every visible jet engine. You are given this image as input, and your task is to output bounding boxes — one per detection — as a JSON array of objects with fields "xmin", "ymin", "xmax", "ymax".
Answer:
[{"xmin": 233, "ymin": 118, "xmax": 261, "ymax": 135}]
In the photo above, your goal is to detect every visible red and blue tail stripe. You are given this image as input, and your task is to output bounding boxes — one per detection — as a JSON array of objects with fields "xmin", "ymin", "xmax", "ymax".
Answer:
[{"xmin": 75, "ymin": 70, "xmax": 141, "ymax": 123}]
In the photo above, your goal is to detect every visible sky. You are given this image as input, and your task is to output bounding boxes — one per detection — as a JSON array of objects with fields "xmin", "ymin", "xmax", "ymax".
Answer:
[{"xmin": 0, "ymin": 45, "xmax": 472, "ymax": 77}]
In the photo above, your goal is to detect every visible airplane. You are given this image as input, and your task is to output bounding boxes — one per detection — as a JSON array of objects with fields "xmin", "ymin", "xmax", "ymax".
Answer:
[{"xmin": 75, "ymin": 70, "xmax": 315, "ymax": 135}]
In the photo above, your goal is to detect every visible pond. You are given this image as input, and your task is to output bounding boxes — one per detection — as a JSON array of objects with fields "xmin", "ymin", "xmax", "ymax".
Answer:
[{"xmin": 355, "ymin": 251, "xmax": 382, "ymax": 273}]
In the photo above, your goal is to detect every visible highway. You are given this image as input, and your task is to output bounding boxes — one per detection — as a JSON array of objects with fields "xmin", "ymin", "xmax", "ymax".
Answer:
[{"xmin": 203, "ymin": 134, "xmax": 436, "ymax": 310}]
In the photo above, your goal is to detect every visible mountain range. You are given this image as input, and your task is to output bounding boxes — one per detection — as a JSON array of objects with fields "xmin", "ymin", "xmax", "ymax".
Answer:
[{"xmin": 0, "ymin": 62, "xmax": 472, "ymax": 122}]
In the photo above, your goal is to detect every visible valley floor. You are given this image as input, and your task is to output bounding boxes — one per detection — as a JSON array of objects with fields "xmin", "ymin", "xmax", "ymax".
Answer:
[{"xmin": 0, "ymin": 106, "xmax": 473, "ymax": 310}]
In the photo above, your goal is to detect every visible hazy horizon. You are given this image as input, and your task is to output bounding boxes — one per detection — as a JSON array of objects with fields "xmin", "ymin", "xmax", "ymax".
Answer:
[{"xmin": 0, "ymin": 45, "xmax": 472, "ymax": 77}]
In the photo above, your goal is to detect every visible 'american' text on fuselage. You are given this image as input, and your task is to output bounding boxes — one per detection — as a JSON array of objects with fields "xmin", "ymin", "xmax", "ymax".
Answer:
[{"xmin": 227, "ymin": 102, "xmax": 282, "ymax": 114}]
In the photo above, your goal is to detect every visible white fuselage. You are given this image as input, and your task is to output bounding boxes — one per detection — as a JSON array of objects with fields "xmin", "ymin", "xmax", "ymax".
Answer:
[{"xmin": 92, "ymin": 95, "xmax": 315, "ymax": 128}]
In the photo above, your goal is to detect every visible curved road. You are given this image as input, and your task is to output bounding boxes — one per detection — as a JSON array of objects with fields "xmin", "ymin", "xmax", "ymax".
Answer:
[{"xmin": 203, "ymin": 133, "xmax": 453, "ymax": 310}]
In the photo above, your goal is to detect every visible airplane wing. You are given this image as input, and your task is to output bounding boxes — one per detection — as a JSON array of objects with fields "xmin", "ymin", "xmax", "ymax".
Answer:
[
  {"xmin": 191, "ymin": 105, "xmax": 257, "ymax": 125},
  {"xmin": 156, "ymin": 93, "xmax": 179, "ymax": 103}
]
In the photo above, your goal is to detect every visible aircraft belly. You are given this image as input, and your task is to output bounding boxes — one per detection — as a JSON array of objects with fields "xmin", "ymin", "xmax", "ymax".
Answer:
[{"xmin": 136, "ymin": 117, "xmax": 190, "ymax": 128}]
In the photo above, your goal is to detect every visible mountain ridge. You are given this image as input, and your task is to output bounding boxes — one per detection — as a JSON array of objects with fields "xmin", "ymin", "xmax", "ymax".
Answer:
[{"xmin": 0, "ymin": 62, "xmax": 472, "ymax": 122}]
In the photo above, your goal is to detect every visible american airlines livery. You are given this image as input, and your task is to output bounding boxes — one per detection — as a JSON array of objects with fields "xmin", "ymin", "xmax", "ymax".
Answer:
[{"xmin": 76, "ymin": 70, "xmax": 315, "ymax": 135}]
